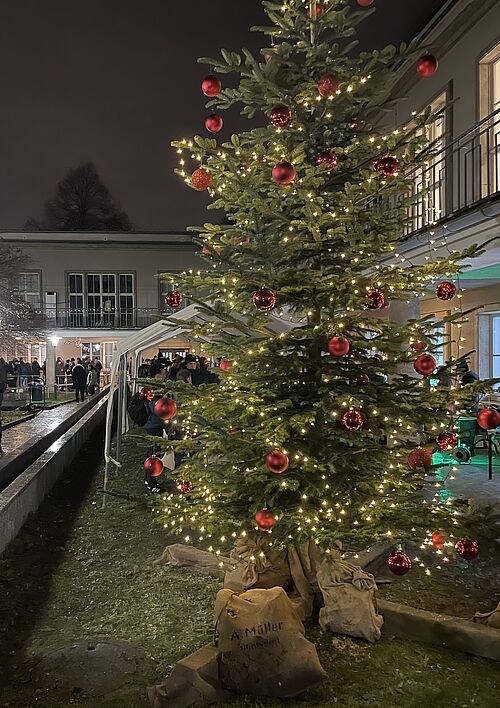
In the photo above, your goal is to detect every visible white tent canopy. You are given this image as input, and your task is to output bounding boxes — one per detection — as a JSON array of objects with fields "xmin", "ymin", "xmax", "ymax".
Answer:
[{"xmin": 102, "ymin": 304, "xmax": 294, "ymax": 504}]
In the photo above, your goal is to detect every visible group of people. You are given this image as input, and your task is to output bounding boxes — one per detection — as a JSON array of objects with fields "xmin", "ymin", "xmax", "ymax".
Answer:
[
  {"xmin": 136, "ymin": 354, "xmax": 220, "ymax": 493},
  {"xmin": 0, "ymin": 355, "xmax": 103, "ymax": 402}
]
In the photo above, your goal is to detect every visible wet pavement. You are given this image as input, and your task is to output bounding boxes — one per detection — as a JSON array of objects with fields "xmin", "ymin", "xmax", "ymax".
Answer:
[{"xmin": 1, "ymin": 401, "xmax": 86, "ymax": 457}]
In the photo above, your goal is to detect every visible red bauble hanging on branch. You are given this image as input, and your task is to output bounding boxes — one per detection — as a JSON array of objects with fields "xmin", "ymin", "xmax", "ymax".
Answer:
[
  {"xmin": 255, "ymin": 509, "xmax": 276, "ymax": 531},
  {"xmin": 266, "ymin": 450, "xmax": 289, "ymax": 474},
  {"xmin": 272, "ymin": 161, "xmax": 296, "ymax": 185},
  {"xmin": 387, "ymin": 550, "xmax": 412, "ymax": 576},
  {"xmin": 191, "ymin": 168, "xmax": 212, "ymax": 191},
  {"xmin": 373, "ymin": 155, "xmax": 400, "ymax": 177},
  {"xmin": 365, "ymin": 287, "xmax": 385, "ymax": 309},
  {"xmin": 253, "ymin": 287, "xmax": 277, "ymax": 311},
  {"xmin": 270, "ymin": 104, "xmax": 291, "ymax": 127},
  {"xmin": 407, "ymin": 448, "xmax": 433, "ymax": 471},
  {"xmin": 317, "ymin": 74, "xmax": 340, "ymax": 97},
  {"xmin": 327, "ymin": 336, "xmax": 350, "ymax": 357},
  {"xmin": 139, "ymin": 387, "xmax": 154, "ymax": 401},
  {"xmin": 436, "ymin": 281, "xmax": 457, "ymax": 301},
  {"xmin": 220, "ymin": 359, "xmax": 233, "ymax": 372},
  {"xmin": 341, "ymin": 408, "xmax": 364, "ymax": 431},
  {"xmin": 413, "ymin": 353, "xmax": 436, "ymax": 376},
  {"xmin": 357, "ymin": 0, "xmax": 375, "ymax": 6},
  {"xmin": 431, "ymin": 531, "xmax": 445, "ymax": 550},
  {"xmin": 144, "ymin": 455, "xmax": 164, "ymax": 478},
  {"xmin": 205, "ymin": 114, "xmax": 223, "ymax": 133},
  {"xmin": 201, "ymin": 74, "xmax": 222, "ymax": 97},
  {"xmin": 436, "ymin": 431, "xmax": 458, "ymax": 451},
  {"xmin": 316, "ymin": 150, "xmax": 338, "ymax": 169},
  {"xmin": 175, "ymin": 479, "xmax": 193, "ymax": 494},
  {"xmin": 154, "ymin": 396, "xmax": 177, "ymax": 421},
  {"xmin": 477, "ymin": 407, "xmax": 500, "ymax": 430},
  {"xmin": 165, "ymin": 290, "xmax": 183, "ymax": 308},
  {"xmin": 416, "ymin": 54, "xmax": 438, "ymax": 78},
  {"xmin": 410, "ymin": 339, "xmax": 428, "ymax": 352},
  {"xmin": 455, "ymin": 538, "xmax": 479, "ymax": 560},
  {"xmin": 306, "ymin": 2, "xmax": 323, "ymax": 17}
]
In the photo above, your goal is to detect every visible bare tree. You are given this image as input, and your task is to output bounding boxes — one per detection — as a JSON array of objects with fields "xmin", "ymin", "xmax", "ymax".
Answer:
[
  {"xmin": 0, "ymin": 242, "xmax": 45, "ymax": 351},
  {"xmin": 27, "ymin": 162, "xmax": 134, "ymax": 231}
]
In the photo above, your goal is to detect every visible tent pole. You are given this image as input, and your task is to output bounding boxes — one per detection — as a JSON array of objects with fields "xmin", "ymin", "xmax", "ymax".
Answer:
[{"xmin": 116, "ymin": 357, "xmax": 124, "ymax": 462}]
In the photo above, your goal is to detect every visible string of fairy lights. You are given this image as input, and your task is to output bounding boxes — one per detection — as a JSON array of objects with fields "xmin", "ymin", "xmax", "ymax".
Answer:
[{"xmin": 146, "ymin": 0, "xmax": 493, "ymax": 576}]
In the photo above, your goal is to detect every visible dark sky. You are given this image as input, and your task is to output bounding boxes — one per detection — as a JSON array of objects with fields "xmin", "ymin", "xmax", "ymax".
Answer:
[{"xmin": 0, "ymin": 0, "xmax": 447, "ymax": 232}]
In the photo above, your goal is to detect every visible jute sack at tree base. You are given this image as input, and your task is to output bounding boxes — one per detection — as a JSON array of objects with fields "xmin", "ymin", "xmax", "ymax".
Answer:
[
  {"xmin": 474, "ymin": 603, "xmax": 500, "ymax": 629},
  {"xmin": 155, "ymin": 544, "xmax": 232, "ymax": 579},
  {"xmin": 317, "ymin": 555, "xmax": 383, "ymax": 643},
  {"xmin": 224, "ymin": 536, "xmax": 293, "ymax": 593},
  {"xmin": 215, "ymin": 586, "xmax": 327, "ymax": 698}
]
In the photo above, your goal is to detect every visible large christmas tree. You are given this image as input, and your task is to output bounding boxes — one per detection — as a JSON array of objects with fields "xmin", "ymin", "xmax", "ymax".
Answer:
[{"xmin": 155, "ymin": 0, "xmax": 496, "ymax": 569}]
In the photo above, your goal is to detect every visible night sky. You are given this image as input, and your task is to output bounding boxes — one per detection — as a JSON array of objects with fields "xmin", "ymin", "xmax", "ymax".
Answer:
[{"xmin": 0, "ymin": 0, "xmax": 447, "ymax": 232}]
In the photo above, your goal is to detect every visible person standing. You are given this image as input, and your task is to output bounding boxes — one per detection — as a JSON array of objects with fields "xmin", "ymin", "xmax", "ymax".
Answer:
[
  {"xmin": 31, "ymin": 358, "xmax": 41, "ymax": 377},
  {"xmin": 0, "ymin": 359, "xmax": 7, "ymax": 410},
  {"xmin": 93, "ymin": 358, "xmax": 103, "ymax": 387},
  {"xmin": 71, "ymin": 358, "xmax": 87, "ymax": 402},
  {"xmin": 55, "ymin": 357, "xmax": 65, "ymax": 391},
  {"xmin": 87, "ymin": 364, "xmax": 98, "ymax": 395}
]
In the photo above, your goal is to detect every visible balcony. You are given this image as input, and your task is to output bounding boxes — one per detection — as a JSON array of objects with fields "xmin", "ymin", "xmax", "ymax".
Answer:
[
  {"xmin": 46, "ymin": 305, "xmax": 186, "ymax": 330},
  {"xmin": 404, "ymin": 107, "xmax": 500, "ymax": 236}
]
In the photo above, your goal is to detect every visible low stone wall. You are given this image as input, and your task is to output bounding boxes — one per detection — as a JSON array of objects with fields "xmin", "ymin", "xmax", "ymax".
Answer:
[{"xmin": 0, "ymin": 393, "xmax": 109, "ymax": 555}]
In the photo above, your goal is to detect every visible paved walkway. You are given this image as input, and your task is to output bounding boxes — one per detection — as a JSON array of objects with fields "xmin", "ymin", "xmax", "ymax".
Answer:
[
  {"xmin": 1, "ymin": 401, "xmax": 86, "ymax": 457},
  {"xmin": 434, "ymin": 454, "xmax": 500, "ymax": 510}
]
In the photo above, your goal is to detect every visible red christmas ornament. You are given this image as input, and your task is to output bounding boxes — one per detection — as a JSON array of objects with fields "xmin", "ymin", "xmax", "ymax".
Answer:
[
  {"xmin": 357, "ymin": 0, "xmax": 375, "ymax": 6},
  {"xmin": 144, "ymin": 455, "xmax": 164, "ymax": 478},
  {"xmin": 307, "ymin": 2, "xmax": 323, "ymax": 16},
  {"xmin": 410, "ymin": 339, "xmax": 428, "ymax": 352},
  {"xmin": 253, "ymin": 287, "xmax": 277, "ymax": 311},
  {"xmin": 373, "ymin": 155, "xmax": 400, "ymax": 177},
  {"xmin": 316, "ymin": 150, "xmax": 338, "ymax": 169},
  {"xmin": 318, "ymin": 74, "xmax": 340, "ymax": 97},
  {"xmin": 175, "ymin": 479, "xmax": 193, "ymax": 494},
  {"xmin": 220, "ymin": 359, "xmax": 233, "ymax": 372},
  {"xmin": 407, "ymin": 448, "xmax": 433, "ymax": 471},
  {"xmin": 205, "ymin": 113, "xmax": 223, "ymax": 133},
  {"xmin": 413, "ymin": 353, "xmax": 436, "ymax": 376},
  {"xmin": 477, "ymin": 407, "xmax": 500, "ymax": 430},
  {"xmin": 255, "ymin": 509, "xmax": 276, "ymax": 531},
  {"xmin": 139, "ymin": 387, "xmax": 154, "ymax": 402},
  {"xmin": 154, "ymin": 396, "xmax": 177, "ymax": 421},
  {"xmin": 165, "ymin": 290, "xmax": 183, "ymax": 308},
  {"xmin": 270, "ymin": 104, "xmax": 291, "ymax": 127},
  {"xmin": 341, "ymin": 408, "xmax": 364, "ymax": 431},
  {"xmin": 455, "ymin": 538, "xmax": 479, "ymax": 561},
  {"xmin": 201, "ymin": 74, "xmax": 222, "ymax": 97},
  {"xmin": 365, "ymin": 287, "xmax": 385, "ymax": 309},
  {"xmin": 431, "ymin": 531, "xmax": 445, "ymax": 551},
  {"xmin": 436, "ymin": 431, "xmax": 458, "ymax": 451},
  {"xmin": 436, "ymin": 281, "xmax": 457, "ymax": 301},
  {"xmin": 327, "ymin": 336, "xmax": 350, "ymax": 357},
  {"xmin": 191, "ymin": 168, "xmax": 212, "ymax": 191},
  {"xmin": 417, "ymin": 54, "xmax": 438, "ymax": 78},
  {"xmin": 272, "ymin": 161, "xmax": 296, "ymax": 185},
  {"xmin": 352, "ymin": 372, "xmax": 370, "ymax": 385},
  {"xmin": 387, "ymin": 550, "xmax": 412, "ymax": 576},
  {"xmin": 266, "ymin": 449, "xmax": 289, "ymax": 474}
]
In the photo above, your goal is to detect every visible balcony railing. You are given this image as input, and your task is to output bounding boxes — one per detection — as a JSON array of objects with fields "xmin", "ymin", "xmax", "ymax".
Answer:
[
  {"xmin": 404, "ymin": 108, "xmax": 500, "ymax": 235},
  {"xmin": 46, "ymin": 305, "xmax": 186, "ymax": 330}
]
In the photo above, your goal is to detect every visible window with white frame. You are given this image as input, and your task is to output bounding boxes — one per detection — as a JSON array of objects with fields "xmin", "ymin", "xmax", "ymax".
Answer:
[
  {"xmin": 410, "ymin": 91, "xmax": 447, "ymax": 232},
  {"xmin": 103, "ymin": 342, "xmax": 114, "ymax": 369},
  {"xmin": 68, "ymin": 272, "xmax": 135, "ymax": 327},
  {"xmin": 492, "ymin": 315, "xmax": 500, "ymax": 379},
  {"xmin": 479, "ymin": 41, "xmax": 500, "ymax": 197},
  {"xmin": 16, "ymin": 272, "xmax": 41, "ymax": 310}
]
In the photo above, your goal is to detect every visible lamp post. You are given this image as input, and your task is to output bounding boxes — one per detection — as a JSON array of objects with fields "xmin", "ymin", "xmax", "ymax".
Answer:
[{"xmin": 46, "ymin": 335, "xmax": 61, "ymax": 399}]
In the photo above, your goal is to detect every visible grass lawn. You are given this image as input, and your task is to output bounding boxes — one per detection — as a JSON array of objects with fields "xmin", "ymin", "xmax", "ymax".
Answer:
[{"xmin": 0, "ymin": 433, "xmax": 499, "ymax": 707}]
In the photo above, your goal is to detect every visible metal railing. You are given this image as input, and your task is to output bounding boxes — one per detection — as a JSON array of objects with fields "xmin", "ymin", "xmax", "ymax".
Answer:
[
  {"xmin": 45, "ymin": 304, "xmax": 187, "ymax": 330},
  {"xmin": 404, "ymin": 108, "xmax": 500, "ymax": 235}
]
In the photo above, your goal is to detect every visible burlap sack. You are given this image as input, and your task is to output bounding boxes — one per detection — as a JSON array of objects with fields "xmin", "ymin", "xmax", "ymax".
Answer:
[
  {"xmin": 224, "ymin": 536, "xmax": 293, "ymax": 592},
  {"xmin": 474, "ymin": 603, "xmax": 500, "ymax": 629},
  {"xmin": 317, "ymin": 556, "xmax": 383, "ymax": 642},
  {"xmin": 215, "ymin": 587, "xmax": 326, "ymax": 698},
  {"xmin": 155, "ymin": 544, "xmax": 232, "ymax": 579}
]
